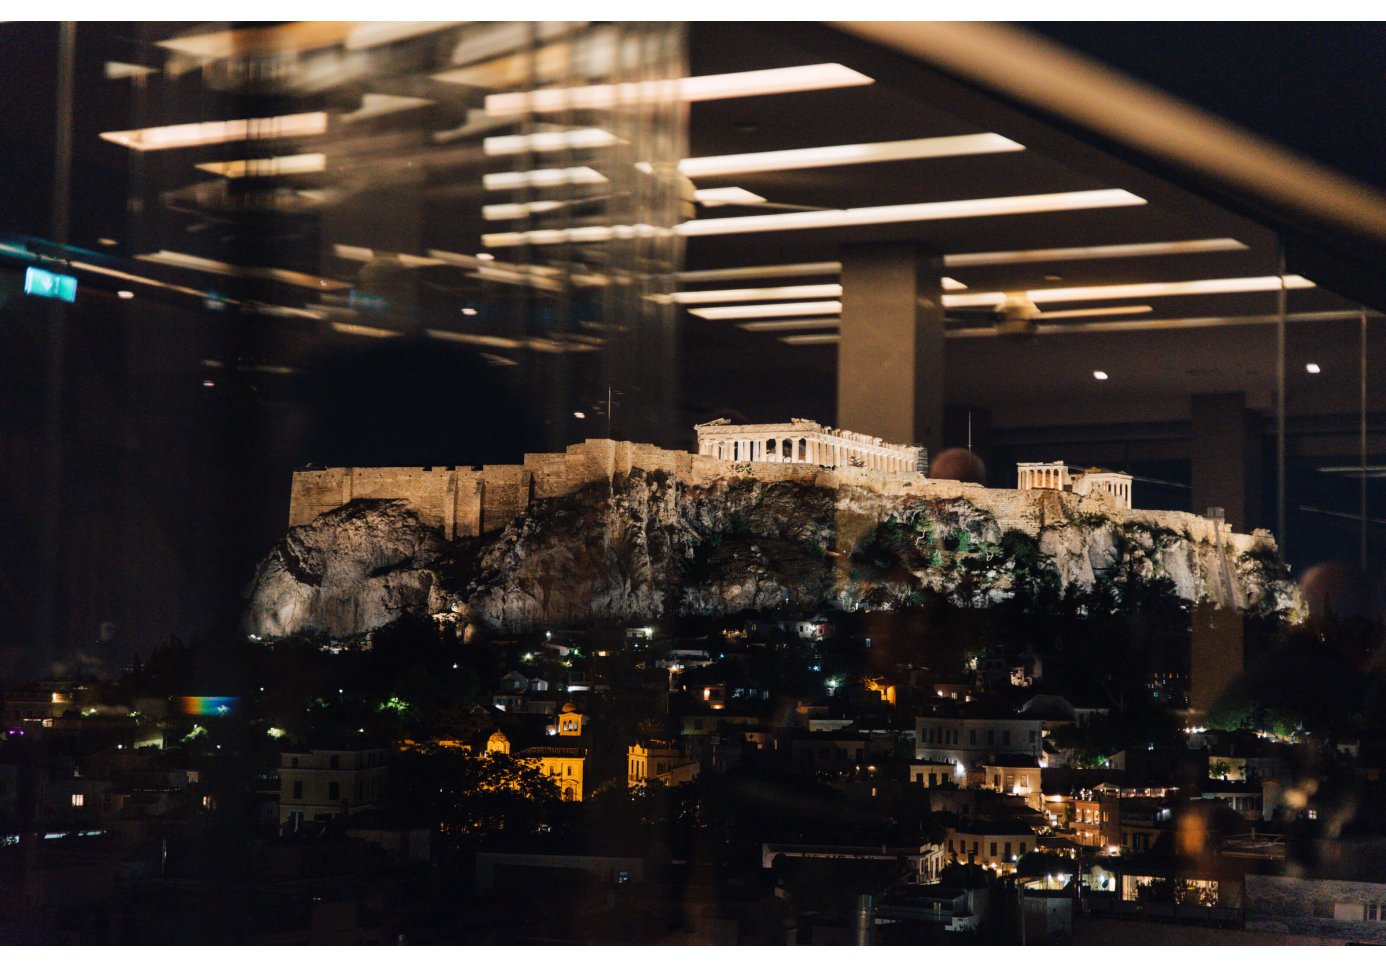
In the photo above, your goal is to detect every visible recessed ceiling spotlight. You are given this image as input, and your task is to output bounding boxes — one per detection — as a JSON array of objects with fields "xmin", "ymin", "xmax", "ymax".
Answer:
[
  {"xmin": 461, "ymin": 307, "xmax": 478, "ymax": 316},
  {"xmin": 1044, "ymin": 274, "xmax": 1063, "ymax": 282},
  {"xmin": 1093, "ymin": 370, "xmax": 1109, "ymax": 380},
  {"xmin": 1305, "ymin": 362, "xmax": 1322, "ymax": 374},
  {"xmin": 574, "ymin": 411, "xmax": 587, "ymax": 419},
  {"xmin": 475, "ymin": 253, "xmax": 495, "ymax": 262},
  {"xmin": 116, "ymin": 290, "xmax": 134, "ymax": 299},
  {"xmin": 202, "ymin": 380, "xmax": 216, "ymax": 388},
  {"xmin": 97, "ymin": 238, "xmax": 118, "ymax": 246}
]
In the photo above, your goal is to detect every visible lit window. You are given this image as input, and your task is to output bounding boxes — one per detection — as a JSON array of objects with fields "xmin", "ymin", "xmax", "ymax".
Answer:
[{"xmin": 71, "ymin": 794, "xmax": 84, "ymax": 807}]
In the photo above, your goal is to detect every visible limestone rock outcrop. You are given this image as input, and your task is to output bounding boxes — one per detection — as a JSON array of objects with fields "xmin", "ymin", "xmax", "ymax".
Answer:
[{"xmin": 245, "ymin": 471, "xmax": 1300, "ymax": 639}]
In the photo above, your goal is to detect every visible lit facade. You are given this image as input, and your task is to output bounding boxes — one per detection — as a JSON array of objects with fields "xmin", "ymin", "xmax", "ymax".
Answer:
[
  {"xmin": 695, "ymin": 417, "xmax": 925, "ymax": 473},
  {"xmin": 278, "ymin": 748, "xmax": 387, "ymax": 832},
  {"xmin": 1016, "ymin": 460, "xmax": 1133, "ymax": 509}
]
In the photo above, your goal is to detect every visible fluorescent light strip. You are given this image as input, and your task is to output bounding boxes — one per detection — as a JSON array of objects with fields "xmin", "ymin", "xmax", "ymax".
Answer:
[
  {"xmin": 136, "ymin": 250, "xmax": 351, "ymax": 290},
  {"xmin": 483, "ymin": 128, "xmax": 619, "ymax": 156},
  {"xmin": 331, "ymin": 321, "xmax": 402, "ymax": 339},
  {"xmin": 780, "ymin": 333, "xmax": 840, "ymax": 345},
  {"xmin": 673, "ymin": 284, "xmax": 841, "ymax": 305},
  {"xmin": 689, "ymin": 301, "xmax": 842, "ymax": 320},
  {"xmin": 483, "ymin": 200, "xmax": 567, "ymax": 221},
  {"xmin": 946, "ymin": 309, "xmax": 1365, "ymax": 338},
  {"xmin": 196, "ymin": 153, "xmax": 326, "ymax": 178},
  {"xmin": 943, "ymin": 274, "xmax": 1313, "ymax": 308},
  {"xmin": 1035, "ymin": 305, "xmax": 1152, "ymax": 320},
  {"xmin": 485, "ymin": 189, "xmax": 1146, "ymax": 247},
  {"xmin": 485, "ymin": 63, "xmax": 873, "ymax": 115},
  {"xmin": 101, "ymin": 112, "xmax": 327, "ymax": 151},
  {"xmin": 943, "ymin": 238, "xmax": 1248, "ymax": 267},
  {"xmin": 676, "ymin": 262, "xmax": 841, "ymax": 283},
  {"xmin": 483, "ymin": 166, "xmax": 607, "ymax": 190},
  {"xmin": 693, "ymin": 187, "xmax": 767, "ymax": 207},
  {"xmin": 739, "ymin": 318, "xmax": 841, "ymax": 332},
  {"xmin": 679, "ymin": 133, "xmax": 1022, "ymax": 179}
]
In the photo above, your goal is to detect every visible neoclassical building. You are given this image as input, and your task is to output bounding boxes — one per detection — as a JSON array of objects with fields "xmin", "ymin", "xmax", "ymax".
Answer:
[
  {"xmin": 695, "ymin": 417, "xmax": 925, "ymax": 474},
  {"xmin": 1016, "ymin": 460, "xmax": 1133, "ymax": 509}
]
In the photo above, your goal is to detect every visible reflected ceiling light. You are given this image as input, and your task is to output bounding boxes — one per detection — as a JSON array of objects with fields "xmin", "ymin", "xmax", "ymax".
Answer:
[
  {"xmin": 63, "ymin": 259, "xmax": 233, "ymax": 304},
  {"xmin": 943, "ymin": 273, "xmax": 1313, "ymax": 307},
  {"xmin": 345, "ymin": 21, "xmax": 461, "ymax": 50},
  {"xmin": 1034, "ymin": 305, "xmax": 1152, "ymax": 320},
  {"xmin": 475, "ymin": 253, "xmax": 495, "ymax": 261},
  {"xmin": 1093, "ymin": 370, "xmax": 1109, "ymax": 380},
  {"xmin": 480, "ymin": 353, "xmax": 519, "ymax": 367},
  {"xmin": 780, "ymin": 333, "xmax": 840, "ymax": 345},
  {"xmin": 340, "ymin": 94, "xmax": 434, "ymax": 123},
  {"xmin": 104, "ymin": 61, "xmax": 157, "ymax": 80},
  {"xmin": 738, "ymin": 318, "xmax": 841, "ymax": 332},
  {"xmin": 156, "ymin": 23, "xmax": 354, "ymax": 59},
  {"xmin": 676, "ymin": 261, "xmax": 840, "ymax": 283},
  {"xmin": 484, "ymin": 128, "xmax": 620, "ymax": 156},
  {"xmin": 943, "ymin": 238, "xmax": 1248, "ymax": 266},
  {"xmin": 329, "ymin": 245, "xmax": 445, "ymax": 268},
  {"xmin": 97, "ymin": 238, "xmax": 118, "ymax": 246},
  {"xmin": 689, "ymin": 300, "xmax": 842, "ymax": 320},
  {"xmin": 426, "ymin": 330, "xmax": 524, "ymax": 349},
  {"xmin": 679, "ymin": 189, "xmax": 1145, "ymax": 238},
  {"xmin": 1305, "ymin": 362, "xmax": 1322, "ymax": 374},
  {"xmin": 679, "ymin": 133, "xmax": 1022, "ymax": 179},
  {"xmin": 483, "ymin": 166, "xmax": 607, "ymax": 190},
  {"xmin": 483, "ymin": 200, "xmax": 567, "ymax": 221},
  {"xmin": 941, "ymin": 277, "xmax": 967, "ymax": 291},
  {"xmin": 101, "ymin": 112, "xmax": 328, "ymax": 151},
  {"xmin": 946, "ymin": 309, "xmax": 1370, "ymax": 338},
  {"xmin": 331, "ymin": 321, "xmax": 401, "ymax": 338},
  {"xmin": 484, "ymin": 63, "xmax": 874, "ymax": 115},
  {"xmin": 673, "ymin": 284, "xmax": 841, "ymax": 304},
  {"xmin": 693, "ymin": 187, "xmax": 767, "ymax": 208},
  {"xmin": 485, "ymin": 190, "xmax": 1146, "ymax": 247},
  {"xmin": 116, "ymin": 290, "xmax": 134, "ymax": 300},
  {"xmin": 196, "ymin": 153, "xmax": 326, "ymax": 178},
  {"xmin": 136, "ymin": 250, "xmax": 350, "ymax": 290}
]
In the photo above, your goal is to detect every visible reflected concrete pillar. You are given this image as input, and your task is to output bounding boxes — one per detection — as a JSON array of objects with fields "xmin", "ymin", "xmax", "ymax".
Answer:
[
  {"xmin": 1191, "ymin": 392, "xmax": 1261, "ymax": 531},
  {"xmin": 838, "ymin": 243, "xmax": 944, "ymax": 455}
]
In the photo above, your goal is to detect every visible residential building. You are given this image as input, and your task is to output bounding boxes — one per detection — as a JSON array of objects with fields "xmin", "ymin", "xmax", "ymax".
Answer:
[{"xmin": 278, "ymin": 748, "xmax": 387, "ymax": 832}]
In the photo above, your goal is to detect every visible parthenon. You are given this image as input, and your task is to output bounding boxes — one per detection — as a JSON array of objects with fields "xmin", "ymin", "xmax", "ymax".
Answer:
[
  {"xmin": 694, "ymin": 418, "xmax": 926, "ymax": 474},
  {"xmin": 1017, "ymin": 460, "xmax": 1133, "ymax": 509}
]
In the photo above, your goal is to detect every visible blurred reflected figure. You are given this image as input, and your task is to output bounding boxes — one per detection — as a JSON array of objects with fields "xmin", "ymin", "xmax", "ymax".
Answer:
[
  {"xmin": 930, "ymin": 447, "xmax": 987, "ymax": 484},
  {"xmin": 1298, "ymin": 561, "xmax": 1380, "ymax": 625}
]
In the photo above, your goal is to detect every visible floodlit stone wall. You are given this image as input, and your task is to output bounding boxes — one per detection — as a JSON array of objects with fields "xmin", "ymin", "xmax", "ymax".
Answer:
[{"xmin": 287, "ymin": 438, "xmax": 1279, "ymax": 565}]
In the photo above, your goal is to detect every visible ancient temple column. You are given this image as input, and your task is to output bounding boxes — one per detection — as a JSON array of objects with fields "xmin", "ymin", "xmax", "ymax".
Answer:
[{"xmin": 838, "ymin": 243, "xmax": 944, "ymax": 457}]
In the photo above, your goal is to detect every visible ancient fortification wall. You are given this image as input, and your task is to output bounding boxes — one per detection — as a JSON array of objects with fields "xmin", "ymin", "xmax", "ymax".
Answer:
[{"xmin": 287, "ymin": 438, "xmax": 1276, "ymax": 558}]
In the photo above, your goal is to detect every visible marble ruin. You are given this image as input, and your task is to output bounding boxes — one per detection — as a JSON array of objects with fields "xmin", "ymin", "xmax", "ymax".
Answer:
[
  {"xmin": 1017, "ymin": 460, "xmax": 1134, "ymax": 510},
  {"xmin": 694, "ymin": 418, "xmax": 926, "ymax": 474}
]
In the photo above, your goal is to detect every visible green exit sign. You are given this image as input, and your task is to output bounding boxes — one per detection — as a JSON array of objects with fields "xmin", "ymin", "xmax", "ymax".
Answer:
[{"xmin": 24, "ymin": 266, "xmax": 78, "ymax": 303}]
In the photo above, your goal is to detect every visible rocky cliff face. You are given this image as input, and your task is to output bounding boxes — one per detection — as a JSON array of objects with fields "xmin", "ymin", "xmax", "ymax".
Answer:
[{"xmin": 245, "ymin": 471, "xmax": 1300, "ymax": 639}]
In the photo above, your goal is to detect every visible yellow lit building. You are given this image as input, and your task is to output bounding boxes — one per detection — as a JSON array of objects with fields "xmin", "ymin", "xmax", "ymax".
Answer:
[
  {"xmin": 628, "ymin": 739, "xmax": 700, "ymax": 788},
  {"xmin": 515, "ymin": 702, "xmax": 588, "ymax": 801}
]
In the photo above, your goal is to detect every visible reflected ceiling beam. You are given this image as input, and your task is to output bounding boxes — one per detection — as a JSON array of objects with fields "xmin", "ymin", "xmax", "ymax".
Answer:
[
  {"xmin": 484, "ymin": 189, "xmax": 1146, "ymax": 246},
  {"xmin": 340, "ymin": 94, "xmax": 434, "ymax": 123},
  {"xmin": 157, "ymin": 22, "xmax": 356, "ymax": 59},
  {"xmin": 678, "ymin": 133, "xmax": 1022, "ymax": 179},
  {"xmin": 947, "ymin": 309, "xmax": 1371, "ymax": 338},
  {"xmin": 943, "ymin": 238, "xmax": 1248, "ymax": 267},
  {"xmin": 196, "ymin": 153, "xmax": 326, "ymax": 178},
  {"xmin": 1034, "ymin": 305, "xmax": 1152, "ymax": 320},
  {"xmin": 345, "ymin": 22, "xmax": 461, "ymax": 50},
  {"xmin": 484, "ymin": 63, "xmax": 874, "ymax": 114},
  {"xmin": 739, "ymin": 318, "xmax": 841, "ymax": 332},
  {"xmin": 675, "ymin": 261, "xmax": 841, "ymax": 283},
  {"xmin": 483, "ymin": 166, "xmax": 607, "ymax": 190},
  {"xmin": 136, "ymin": 250, "xmax": 350, "ymax": 290},
  {"xmin": 689, "ymin": 300, "xmax": 842, "ymax": 320},
  {"xmin": 104, "ymin": 61, "xmax": 157, "ymax": 80},
  {"xmin": 101, "ymin": 112, "xmax": 328, "ymax": 151},
  {"xmin": 834, "ymin": 21, "xmax": 1386, "ymax": 243},
  {"xmin": 484, "ymin": 128, "xmax": 621, "ymax": 155},
  {"xmin": 692, "ymin": 187, "xmax": 767, "ymax": 207},
  {"xmin": 671, "ymin": 284, "xmax": 841, "ymax": 304},
  {"xmin": 943, "ymin": 274, "xmax": 1313, "ymax": 308},
  {"xmin": 780, "ymin": 333, "xmax": 841, "ymax": 345}
]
